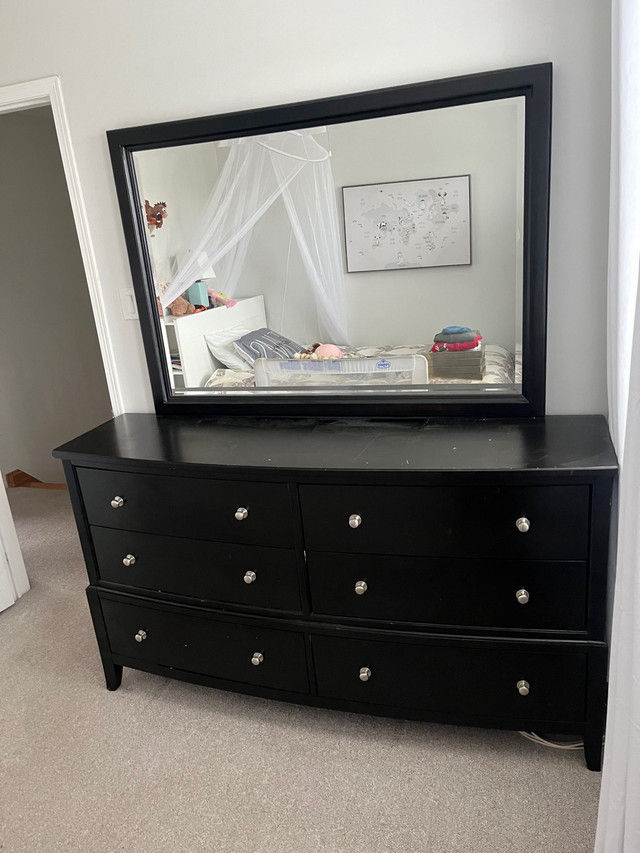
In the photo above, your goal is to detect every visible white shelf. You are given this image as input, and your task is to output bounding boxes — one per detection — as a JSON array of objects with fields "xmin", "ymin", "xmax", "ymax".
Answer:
[{"xmin": 160, "ymin": 296, "xmax": 266, "ymax": 388}]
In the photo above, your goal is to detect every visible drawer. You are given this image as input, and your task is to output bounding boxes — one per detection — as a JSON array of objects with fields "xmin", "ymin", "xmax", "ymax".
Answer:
[
  {"xmin": 92, "ymin": 527, "xmax": 302, "ymax": 612},
  {"xmin": 77, "ymin": 468, "xmax": 294, "ymax": 547},
  {"xmin": 307, "ymin": 553, "xmax": 587, "ymax": 630},
  {"xmin": 312, "ymin": 635, "xmax": 587, "ymax": 722},
  {"xmin": 300, "ymin": 484, "xmax": 590, "ymax": 559},
  {"xmin": 101, "ymin": 597, "xmax": 309, "ymax": 694}
]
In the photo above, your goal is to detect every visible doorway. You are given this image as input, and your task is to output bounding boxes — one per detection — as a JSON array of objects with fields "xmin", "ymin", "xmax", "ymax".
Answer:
[
  {"xmin": 0, "ymin": 77, "xmax": 117, "ymax": 610},
  {"xmin": 0, "ymin": 105, "xmax": 113, "ymax": 483}
]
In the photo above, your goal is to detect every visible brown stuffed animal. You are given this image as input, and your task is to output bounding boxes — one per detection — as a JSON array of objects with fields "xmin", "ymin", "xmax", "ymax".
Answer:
[
  {"xmin": 145, "ymin": 200, "xmax": 168, "ymax": 232},
  {"xmin": 167, "ymin": 295, "xmax": 195, "ymax": 316}
]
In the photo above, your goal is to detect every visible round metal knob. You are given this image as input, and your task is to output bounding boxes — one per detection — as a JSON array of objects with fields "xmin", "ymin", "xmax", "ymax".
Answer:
[
  {"xmin": 355, "ymin": 580, "xmax": 368, "ymax": 595},
  {"xmin": 516, "ymin": 517, "xmax": 530, "ymax": 533},
  {"xmin": 516, "ymin": 588, "xmax": 530, "ymax": 604},
  {"xmin": 134, "ymin": 630, "xmax": 147, "ymax": 643},
  {"xmin": 235, "ymin": 507, "xmax": 249, "ymax": 521},
  {"xmin": 122, "ymin": 554, "xmax": 136, "ymax": 567},
  {"xmin": 110, "ymin": 496, "xmax": 125, "ymax": 509},
  {"xmin": 251, "ymin": 652, "xmax": 264, "ymax": 666},
  {"xmin": 359, "ymin": 667, "xmax": 372, "ymax": 681},
  {"xmin": 244, "ymin": 570, "xmax": 257, "ymax": 584},
  {"xmin": 348, "ymin": 514, "xmax": 362, "ymax": 529},
  {"xmin": 517, "ymin": 679, "xmax": 530, "ymax": 696}
]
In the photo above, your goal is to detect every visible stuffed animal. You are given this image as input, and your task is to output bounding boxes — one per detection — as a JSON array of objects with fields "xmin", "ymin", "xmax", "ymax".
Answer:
[
  {"xmin": 167, "ymin": 295, "xmax": 196, "ymax": 316},
  {"xmin": 294, "ymin": 342, "xmax": 344, "ymax": 360},
  {"xmin": 207, "ymin": 286, "xmax": 237, "ymax": 308},
  {"xmin": 314, "ymin": 343, "xmax": 343, "ymax": 359},
  {"xmin": 145, "ymin": 200, "xmax": 168, "ymax": 233}
]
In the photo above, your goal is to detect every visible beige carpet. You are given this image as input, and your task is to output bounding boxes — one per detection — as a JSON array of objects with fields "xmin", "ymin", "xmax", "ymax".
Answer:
[{"xmin": 0, "ymin": 488, "xmax": 601, "ymax": 853}]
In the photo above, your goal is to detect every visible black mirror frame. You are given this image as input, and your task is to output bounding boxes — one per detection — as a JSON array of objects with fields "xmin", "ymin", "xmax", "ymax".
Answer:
[{"xmin": 108, "ymin": 63, "xmax": 551, "ymax": 419}]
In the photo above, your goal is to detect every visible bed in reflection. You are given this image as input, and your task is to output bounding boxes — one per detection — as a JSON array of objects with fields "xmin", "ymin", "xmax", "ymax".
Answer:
[
  {"xmin": 166, "ymin": 296, "xmax": 521, "ymax": 392},
  {"xmin": 203, "ymin": 343, "xmax": 518, "ymax": 390}
]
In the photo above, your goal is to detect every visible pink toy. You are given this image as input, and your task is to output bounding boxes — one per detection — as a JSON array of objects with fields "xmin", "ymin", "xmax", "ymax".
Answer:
[
  {"xmin": 207, "ymin": 286, "xmax": 237, "ymax": 308},
  {"xmin": 314, "ymin": 343, "xmax": 343, "ymax": 359}
]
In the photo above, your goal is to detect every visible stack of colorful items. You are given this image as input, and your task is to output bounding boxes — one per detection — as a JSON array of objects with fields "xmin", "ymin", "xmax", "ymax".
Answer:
[
  {"xmin": 427, "ymin": 325, "xmax": 485, "ymax": 380},
  {"xmin": 431, "ymin": 325, "xmax": 482, "ymax": 353}
]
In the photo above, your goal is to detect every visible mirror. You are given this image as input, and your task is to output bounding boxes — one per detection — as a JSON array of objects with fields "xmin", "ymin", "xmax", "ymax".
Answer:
[{"xmin": 108, "ymin": 64, "xmax": 551, "ymax": 418}]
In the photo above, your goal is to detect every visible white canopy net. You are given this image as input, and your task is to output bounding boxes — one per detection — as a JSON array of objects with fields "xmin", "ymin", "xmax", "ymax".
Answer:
[{"xmin": 158, "ymin": 130, "xmax": 349, "ymax": 345}]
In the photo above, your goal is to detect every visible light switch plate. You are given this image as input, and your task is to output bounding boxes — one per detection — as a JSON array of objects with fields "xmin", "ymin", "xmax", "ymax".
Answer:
[{"xmin": 119, "ymin": 289, "xmax": 138, "ymax": 320}]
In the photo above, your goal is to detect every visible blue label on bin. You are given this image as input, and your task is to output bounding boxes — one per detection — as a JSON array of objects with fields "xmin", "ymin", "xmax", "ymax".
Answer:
[{"xmin": 376, "ymin": 359, "xmax": 392, "ymax": 370}]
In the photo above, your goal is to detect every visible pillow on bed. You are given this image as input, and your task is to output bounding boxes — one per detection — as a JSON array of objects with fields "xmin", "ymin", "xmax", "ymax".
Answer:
[
  {"xmin": 233, "ymin": 327, "xmax": 306, "ymax": 364},
  {"xmin": 204, "ymin": 327, "xmax": 254, "ymax": 371}
]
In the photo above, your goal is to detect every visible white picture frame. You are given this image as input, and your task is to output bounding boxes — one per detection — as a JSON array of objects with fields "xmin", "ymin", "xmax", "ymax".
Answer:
[{"xmin": 342, "ymin": 174, "xmax": 471, "ymax": 273}]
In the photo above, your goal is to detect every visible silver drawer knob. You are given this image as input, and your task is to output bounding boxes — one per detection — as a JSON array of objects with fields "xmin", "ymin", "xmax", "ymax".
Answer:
[
  {"xmin": 244, "ymin": 570, "xmax": 257, "ymax": 584},
  {"xmin": 110, "ymin": 496, "xmax": 125, "ymax": 509},
  {"xmin": 134, "ymin": 629, "xmax": 147, "ymax": 642},
  {"xmin": 516, "ymin": 588, "xmax": 530, "ymax": 604},
  {"xmin": 122, "ymin": 554, "xmax": 136, "ymax": 567},
  {"xmin": 251, "ymin": 652, "xmax": 264, "ymax": 666},
  {"xmin": 349, "ymin": 514, "xmax": 362, "ymax": 529},
  {"xmin": 516, "ymin": 517, "xmax": 530, "ymax": 533},
  {"xmin": 355, "ymin": 580, "xmax": 368, "ymax": 595},
  {"xmin": 235, "ymin": 507, "xmax": 249, "ymax": 521},
  {"xmin": 517, "ymin": 679, "xmax": 530, "ymax": 696},
  {"xmin": 359, "ymin": 667, "xmax": 372, "ymax": 682}
]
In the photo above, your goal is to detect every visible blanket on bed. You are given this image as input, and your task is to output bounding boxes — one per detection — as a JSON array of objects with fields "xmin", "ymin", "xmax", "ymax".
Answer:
[{"xmin": 204, "ymin": 343, "xmax": 518, "ymax": 389}]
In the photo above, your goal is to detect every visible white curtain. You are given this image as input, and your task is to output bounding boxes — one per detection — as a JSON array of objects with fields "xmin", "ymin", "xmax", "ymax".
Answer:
[
  {"xmin": 594, "ymin": 0, "xmax": 640, "ymax": 850},
  {"xmin": 161, "ymin": 130, "xmax": 349, "ymax": 344}
]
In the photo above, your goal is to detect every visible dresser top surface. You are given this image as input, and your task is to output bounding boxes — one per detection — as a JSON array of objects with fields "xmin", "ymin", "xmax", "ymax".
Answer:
[{"xmin": 53, "ymin": 414, "xmax": 617, "ymax": 475}]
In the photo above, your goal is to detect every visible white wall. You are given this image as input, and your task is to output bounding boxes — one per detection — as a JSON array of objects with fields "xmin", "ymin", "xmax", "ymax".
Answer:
[
  {"xmin": 211, "ymin": 100, "xmax": 523, "ymax": 352},
  {"xmin": 134, "ymin": 143, "xmax": 222, "ymax": 289},
  {"xmin": 0, "ymin": 0, "xmax": 610, "ymax": 414},
  {"xmin": 0, "ymin": 107, "xmax": 112, "ymax": 483},
  {"xmin": 329, "ymin": 99, "xmax": 522, "ymax": 349}
]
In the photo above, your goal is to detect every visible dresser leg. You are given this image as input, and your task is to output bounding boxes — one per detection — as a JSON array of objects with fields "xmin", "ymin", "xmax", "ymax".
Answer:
[
  {"xmin": 583, "ymin": 726, "xmax": 604, "ymax": 771},
  {"xmin": 105, "ymin": 662, "xmax": 123, "ymax": 691},
  {"xmin": 86, "ymin": 587, "xmax": 122, "ymax": 691},
  {"xmin": 584, "ymin": 646, "xmax": 608, "ymax": 771}
]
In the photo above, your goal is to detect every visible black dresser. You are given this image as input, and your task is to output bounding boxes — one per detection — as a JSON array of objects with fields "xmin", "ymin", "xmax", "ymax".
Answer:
[{"xmin": 54, "ymin": 414, "xmax": 617, "ymax": 770}]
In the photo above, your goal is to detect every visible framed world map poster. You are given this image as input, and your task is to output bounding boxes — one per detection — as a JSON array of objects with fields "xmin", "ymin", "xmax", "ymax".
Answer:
[{"xmin": 342, "ymin": 174, "xmax": 471, "ymax": 273}]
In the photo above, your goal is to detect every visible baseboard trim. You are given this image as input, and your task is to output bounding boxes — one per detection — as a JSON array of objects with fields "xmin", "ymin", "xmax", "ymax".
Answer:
[{"xmin": 5, "ymin": 470, "xmax": 68, "ymax": 490}]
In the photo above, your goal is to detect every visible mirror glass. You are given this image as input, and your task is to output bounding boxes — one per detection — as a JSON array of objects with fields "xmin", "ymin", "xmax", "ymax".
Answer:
[{"xmin": 133, "ymin": 98, "xmax": 524, "ymax": 397}]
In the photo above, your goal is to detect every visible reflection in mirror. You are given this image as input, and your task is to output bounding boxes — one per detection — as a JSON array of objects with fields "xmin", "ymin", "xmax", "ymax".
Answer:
[{"xmin": 132, "ymin": 97, "xmax": 525, "ymax": 398}]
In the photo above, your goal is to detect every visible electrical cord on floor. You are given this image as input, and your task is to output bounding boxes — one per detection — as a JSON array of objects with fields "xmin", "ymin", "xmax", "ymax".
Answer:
[{"xmin": 518, "ymin": 732, "xmax": 585, "ymax": 750}]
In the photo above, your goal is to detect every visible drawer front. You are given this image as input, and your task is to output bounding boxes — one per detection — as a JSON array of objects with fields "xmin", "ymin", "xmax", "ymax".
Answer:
[
  {"xmin": 92, "ymin": 527, "xmax": 302, "ymax": 612},
  {"xmin": 101, "ymin": 598, "xmax": 309, "ymax": 694},
  {"xmin": 308, "ymin": 553, "xmax": 587, "ymax": 630},
  {"xmin": 77, "ymin": 468, "xmax": 294, "ymax": 547},
  {"xmin": 300, "ymin": 484, "xmax": 590, "ymax": 559},
  {"xmin": 312, "ymin": 635, "xmax": 587, "ymax": 722}
]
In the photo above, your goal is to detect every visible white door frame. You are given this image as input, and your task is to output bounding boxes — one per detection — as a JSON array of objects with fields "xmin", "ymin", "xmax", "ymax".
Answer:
[{"xmin": 0, "ymin": 75, "xmax": 122, "ymax": 605}]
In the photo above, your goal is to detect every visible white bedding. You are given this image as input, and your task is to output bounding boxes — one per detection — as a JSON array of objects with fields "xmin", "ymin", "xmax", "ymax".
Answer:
[{"xmin": 204, "ymin": 343, "xmax": 519, "ymax": 389}]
